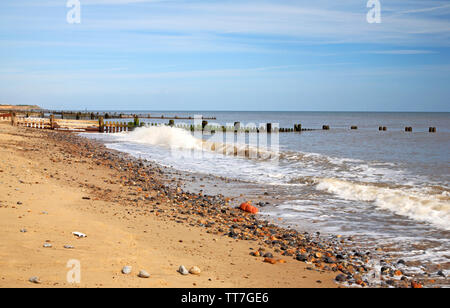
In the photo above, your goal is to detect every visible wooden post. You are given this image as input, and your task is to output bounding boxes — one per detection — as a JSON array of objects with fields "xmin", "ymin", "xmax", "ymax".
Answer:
[
  {"xmin": 351, "ymin": 126, "xmax": 358, "ymax": 130},
  {"xmin": 234, "ymin": 122, "xmax": 241, "ymax": 132},
  {"xmin": 99, "ymin": 117, "xmax": 104, "ymax": 133},
  {"xmin": 11, "ymin": 112, "xmax": 16, "ymax": 126},
  {"xmin": 50, "ymin": 115, "xmax": 55, "ymax": 129},
  {"xmin": 266, "ymin": 123, "xmax": 272, "ymax": 133},
  {"xmin": 322, "ymin": 125, "xmax": 330, "ymax": 130}
]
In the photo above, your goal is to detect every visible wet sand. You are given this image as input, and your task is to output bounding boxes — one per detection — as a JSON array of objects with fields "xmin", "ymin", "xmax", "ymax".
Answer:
[{"xmin": 0, "ymin": 123, "xmax": 338, "ymax": 288}]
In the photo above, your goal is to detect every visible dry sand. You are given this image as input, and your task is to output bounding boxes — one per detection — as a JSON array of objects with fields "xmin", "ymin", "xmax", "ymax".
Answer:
[{"xmin": 0, "ymin": 123, "xmax": 337, "ymax": 288}]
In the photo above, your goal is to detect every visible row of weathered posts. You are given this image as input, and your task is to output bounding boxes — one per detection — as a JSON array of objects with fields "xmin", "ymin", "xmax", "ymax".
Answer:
[
  {"xmin": 3, "ymin": 113, "xmax": 140, "ymax": 133},
  {"xmin": 42, "ymin": 111, "xmax": 216, "ymax": 121},
  {"xmin": 182, "ymin": 121, "xmax": 438, "ymax": 133},
  {"xmin": 0, "ymin": 112, "xmax": 439, "ymax": 133}
]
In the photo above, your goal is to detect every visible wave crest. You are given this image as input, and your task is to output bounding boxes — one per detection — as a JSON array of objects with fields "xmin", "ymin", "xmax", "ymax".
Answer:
[{"xmin": 316, "ymin": 178, "xmax": 450, "ymax": 231}]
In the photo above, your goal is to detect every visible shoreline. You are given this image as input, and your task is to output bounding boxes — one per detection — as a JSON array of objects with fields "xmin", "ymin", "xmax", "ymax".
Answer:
[{"xmin": 0, "ymin": 123, "xmax": 430, "ymax": 288}]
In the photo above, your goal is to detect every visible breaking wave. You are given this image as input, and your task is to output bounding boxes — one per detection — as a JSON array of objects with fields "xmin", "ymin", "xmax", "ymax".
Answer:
[
  {"xmin": 316, "ymin": 178, "xmax": 450, "ymax": 231},
  {"xmin": 116, "ymin": 126, "xmax": 277, "ymax": 159}
]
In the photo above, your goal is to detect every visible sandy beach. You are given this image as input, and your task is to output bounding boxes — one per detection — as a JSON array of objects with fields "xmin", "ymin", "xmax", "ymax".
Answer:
[{"xmin": 0, "ymin": 123, "xmax": 343, "ymax": 288}]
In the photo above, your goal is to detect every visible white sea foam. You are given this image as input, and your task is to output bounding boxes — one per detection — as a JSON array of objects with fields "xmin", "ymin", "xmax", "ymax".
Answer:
[
  {"xmin": 113, "ymin": 126, "xmax": 276, "ymax": 160},
  {"xmin": 316, "ymin": 178, "xmax": 450, "ymax": 231},
  {"xmin": 115, "ymin": 125, "xmax": 204, "ymax": 151}
]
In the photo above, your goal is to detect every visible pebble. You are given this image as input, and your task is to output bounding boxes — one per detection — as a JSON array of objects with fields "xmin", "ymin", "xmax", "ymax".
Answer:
[
  {"xmin": 122, "ymin": 266, "xmax": 132, "ymax": 275},
  {"xmin": 64, "ymin": 245, "xmax": 74, "ymax": 249},
  {"xmin": 72, "ymin": 232, "xmax": 87, "ymax": 238},
  {"xmin": 138, "ymin": 270, "xmax": 150, "ymax": 278},
  {"xmin": 178, "ymin": 265, "xmax": 189, "ymax": 275},
  {"xmin": 189, "ymin": 266, "xmax": 201, "ymax": 275},
  {"xmin": 43, "ymin": 243, "xmax": 52, "ymax": 248},
  {"xmin": 335, "ymin": 274, "xmax": 347, "ymax": 282},
  {"xmin": 264, "ymin": 258, "xmax": 278, "ymax": 264},
  {"xmin": 29, "ymin": 276, "xmax": 41, "ymax": 284},
  {"xmin": 323, "ymin": 256, "xmax": 334, "ymax": 264},
  {"xmin": 397, "ymin": 259, "xmax": 406, "ymax": 265},
  {"xmin": 296, "ymin": 254, "xmax": 308, "ymax": 262},
  {"xmin": 20, "ymin": 229, "xmax": 27, "ymax": 233}
]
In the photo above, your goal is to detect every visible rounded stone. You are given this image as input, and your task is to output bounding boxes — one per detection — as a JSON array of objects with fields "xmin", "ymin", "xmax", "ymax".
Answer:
[
  {"xmin": 178, "ymin": 265, "xmax": 189, "ymax": 275},
  {"xmin": 122, "ymin": 266, "xmax": 132, "ymax": 275},
  {"xmin": 189, "ymin": 266, "xmax": 201, "ymax": 275},
  {"xmin": 296, "ymin": 254, "xmax": 308, "ymax": 262},
  {"xmin": 335, "ymin": 274, "xmax": 347, "ymax": 282},
  {"xmin": 29, "ymin": 276, "xmax": 41, "ymax": 284},
  {"xmin": 138, "ymin": 270, "xmax": 150, "ymax": 278}
]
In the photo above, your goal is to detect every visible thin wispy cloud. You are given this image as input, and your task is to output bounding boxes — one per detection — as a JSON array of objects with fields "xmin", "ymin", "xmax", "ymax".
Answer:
[
  {"xmin": 367, "ymin": 50, "xmax": 437, "ymax": 55},
  {"xmin": 4, "ymin": 1, "xmax": 450, "ymax": 47},
  {"xmin": 399, "ymin": 3, "xmax": 450, "ymax": 15}
]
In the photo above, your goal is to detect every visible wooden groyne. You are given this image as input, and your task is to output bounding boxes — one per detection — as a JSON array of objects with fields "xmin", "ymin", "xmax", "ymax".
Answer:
[
  {"xmin": 16, "ymin": 116, "xmax": 99, "ymax": 132},
  {"xmin": 9, "ymin": 112, "xmax": 141, "ymax": 133},
  {"xmin": 41, "ymin": 111, "xmax": 217, "ymax": 121},
  {"xmin": 0, "ymin": 113, "xmax": 12, "ymax": 122},
  {"xmin": 103, "ymin": 121, "xmax": 130, "ymax": 133},
  {"xmin": 5, "ymin": 111, "xmax": 439, "ymax": 134}
]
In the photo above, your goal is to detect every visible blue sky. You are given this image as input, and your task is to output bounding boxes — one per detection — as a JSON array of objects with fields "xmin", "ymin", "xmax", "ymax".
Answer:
[{"xmin": 1, "ymin": 0, "xmax": 450, "ymax": 111}]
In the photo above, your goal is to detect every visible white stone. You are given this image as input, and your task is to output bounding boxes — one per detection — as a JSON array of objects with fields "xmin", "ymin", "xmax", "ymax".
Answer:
[
  {"xmin": 122, "ymin": 266, "xmax": 132, "ymax": 275},
  {"xmin": 178, "ymin": 265, "xmax": 189, "ymax": 275}
]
